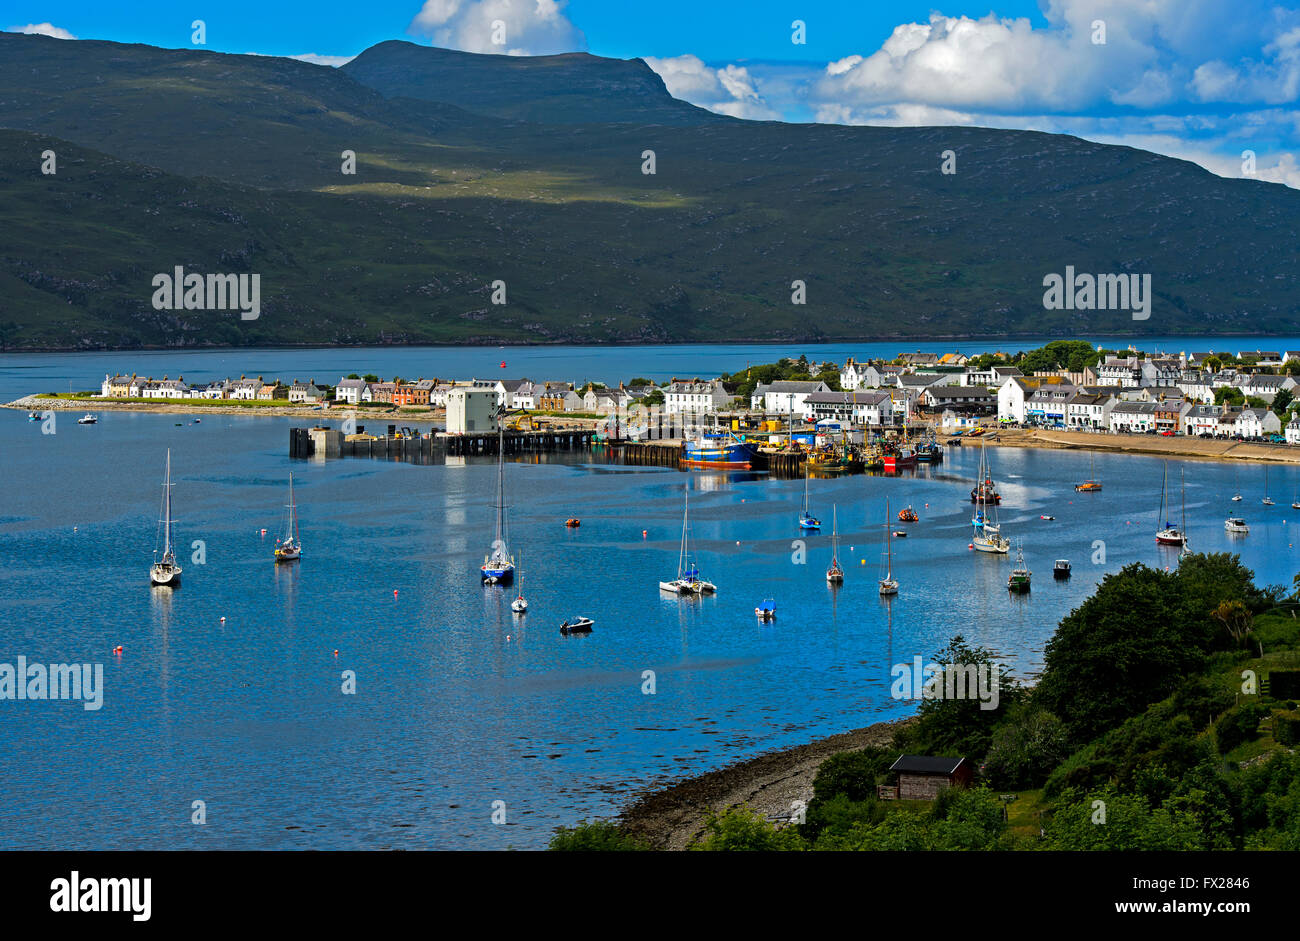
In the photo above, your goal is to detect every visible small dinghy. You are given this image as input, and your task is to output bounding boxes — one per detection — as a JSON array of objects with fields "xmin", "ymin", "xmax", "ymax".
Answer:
[
  {"xmin": 565, "ymin": 518, "xmax": 581, "ymax": 528},
  {"xmin": 559, "ymin": 616, "xmax": 593, "ymax": 634},
  {"xmin": 1053, "ymin": 559, "xmax": 1071, "ymax": 579},
  {"xmin": 755, "ymin": 599, "xmax": 776, "ymax": 621},
  {"xmin": 893, "ymin": 530, "xmax": 907, "ymax": 538},
  {"xmin": 78, "ymin": 414, "xmax": 98, "ymax": 424},
  {"xmin": 1040, "ymin": 515, "xmax": 1055, "ymax": 520}
]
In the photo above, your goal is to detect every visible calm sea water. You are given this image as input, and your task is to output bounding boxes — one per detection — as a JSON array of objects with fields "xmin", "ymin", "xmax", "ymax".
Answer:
[
  {"xmin": 2, "ymin": 402, "xmax": 1299, "ymax": 848},
  {"xmin": 5, "ymin": 335, "xmax": 1300, "ymax": 401}
]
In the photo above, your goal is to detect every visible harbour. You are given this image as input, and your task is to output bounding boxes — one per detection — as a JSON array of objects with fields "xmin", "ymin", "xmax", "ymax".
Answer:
[{"xmin": 5, "ymin": 405, "xmax": 1300, "ymax": 849}]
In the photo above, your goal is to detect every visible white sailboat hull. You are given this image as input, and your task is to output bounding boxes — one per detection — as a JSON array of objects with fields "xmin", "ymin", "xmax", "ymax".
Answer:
[
  {"xmin": 879, "ymin": 579, "xmax": 898, "ymax": 595},
  {"xmin": 973, "ymin": 535, "xmax": 1010, "ymax": 553},
  {"xmin": 150, "ymin": 563, "xmax": 182, "ymax": 587}
]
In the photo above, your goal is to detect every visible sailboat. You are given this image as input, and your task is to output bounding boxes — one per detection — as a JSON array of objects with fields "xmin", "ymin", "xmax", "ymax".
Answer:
[
  {"xmin": 1231, "ymin": 466, "xmax": 1242, "ymax": 502},
  {"xmin": 1075, "ymin": 451, "xmax": 1101, "ymax": 492},
  {"xmin": 1262, "ymin": 465, "xmax": 1275, "ymax": 505},
  {"xmin": 660, "ymin": 488, "xmax": 716, "ymax": 594},
  {"xmin": 826, "ymin": 505, "xmax": 844, "ymax": 584},
  {"xmin": 149, "ymin": 449, "xmax": 182, "ymax": 587},
  {"xmin": 511, "ymin": 551, "xmax": 528, "ymax": 613},
  {"xmin": 1291, "ymin": 474, "xmax": 1299, "ymax": 510},
  {"xmin": 879, "ymin": 499, "xmax": 898, "ymax": 595},
  {"xmin": 274, "ymin": 473, "xmax": 302, "ymax": 562},
  {"xmin": 481, "ymin": 423, "xmax": 515, "ymax": 584},
  {"xmin": 799, "ymin": 459, "xmax": 821, "ymax": 530},
  {"xmin": 1007, "ymin": 543, "xmax": 1031, "ymax": 593},
  {"xmin": 972, "ymin": 442, "xmax": 1010, "ymax": 553},
  {"xmin": 1155, "ymin": 461, "xmax": 1185, "ymax": 545}
]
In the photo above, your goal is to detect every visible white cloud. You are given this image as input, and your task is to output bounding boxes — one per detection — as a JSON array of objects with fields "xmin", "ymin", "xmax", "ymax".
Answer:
[
  {"xmin": 7, "ymin": 22, "xmax": 75, "ymax": 40},
  {"xmin": 408, "ymin": 0, "xmax": 584, "ymax": 56},
  {"xmin": 644, "ymin": 55, "xmax": 781, "ymax": 120}
]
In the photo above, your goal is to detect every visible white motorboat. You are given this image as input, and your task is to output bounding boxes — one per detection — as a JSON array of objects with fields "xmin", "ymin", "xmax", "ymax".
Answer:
[
  {"xmin": 1224, "ymin": 517, "xmax": 1249, "ymax": 534},
  {"xmin": 559, "ymin": 616, "xmax": 593, "ymax": 634}
]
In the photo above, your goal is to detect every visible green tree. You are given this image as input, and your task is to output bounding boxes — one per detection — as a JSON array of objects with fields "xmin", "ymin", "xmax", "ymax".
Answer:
[
  {"xmin": 982, "ymin": 704, "xmax": 1070, "ymax": 790},
  {"xmin": 1272, "ymin": 387, "xmax": 1293, "ymax": 418},
  {"xmin": 1214, "ymin": 386, "xmax": 1244, "ymax": 406},
  {"xmin": 894, "ymin": 635, "xmax": 1024, "ymax": 758},
  {"xmin": 1035, "ymin": 564, "xmax": 1209, "ymax": 744},
  {"xmin": 641, "ymin": 388, "xmax": 664, "ymax": 406}
]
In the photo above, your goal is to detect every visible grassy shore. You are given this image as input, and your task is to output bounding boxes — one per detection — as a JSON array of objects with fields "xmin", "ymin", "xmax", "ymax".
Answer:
[{"xmin": 617, "ymin": 717, "xmax": 913, "ymax": 850}]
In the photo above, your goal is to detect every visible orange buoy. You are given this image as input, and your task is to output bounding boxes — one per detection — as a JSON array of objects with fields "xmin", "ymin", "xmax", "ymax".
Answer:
[
  {"xmin": 219, "ymin": 617, "xmax": 226, "ymax": 624},
  {"xmin": 393, "ymin": 589, "xmax": 399, "ymax": 598},
  {"xmin": 642, "ymin": 530, "xmax": 647, "ymax": 538},
  {"xmin": 333, "ymin": 649, "xmax": 339, "ymax": 656},
  {"xmin": 112, "ymin": 645, "xmax": 123, "ymax": 654}
]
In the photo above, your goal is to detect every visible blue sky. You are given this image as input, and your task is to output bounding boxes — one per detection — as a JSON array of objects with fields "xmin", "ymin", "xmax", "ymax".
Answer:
[{"xmin": 8, "ymin": 1, "xmax": 1300, "ymax": 186}]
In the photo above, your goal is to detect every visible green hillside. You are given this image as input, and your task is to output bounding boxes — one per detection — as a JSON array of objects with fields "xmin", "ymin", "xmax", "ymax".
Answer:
[{"xmin": 1, "ymin": 32, "xmax": 1299, "ymax": 350}]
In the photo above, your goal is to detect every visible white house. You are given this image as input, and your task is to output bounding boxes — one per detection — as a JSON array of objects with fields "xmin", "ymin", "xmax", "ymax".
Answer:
[
  {"xmin": 1183, "ymin": 405, "xmax": 1223, "ymax": 437},
  {"xmin": 1095, "ymin": 357, "xmax": 1141, "ymax": 387},
  {"xmin": 227, "ymin": 377, "xmax": 262, "ymax": 401},
  {"xmin": 803, "ymin": 390, "xmax": 893, "ymax": 427},
  {"xmin": 751, "ymin": 380, "xmax": 829, "ymax": 418},
  {"xmin": 1108, "ymin": 401, "xmax": 1158, "ymax": 433},
  {"xmin": 1234, "ymin": 407, "xmax": 1281, "ymax": 438},
  {"xmin": 1238, "ymin": 373, "xmax": 1294, "ymax": 404},
  {"xmin": 1066, "ymin": 392, "xmax": 1115, "ymax": 430},
  {"xmin": 839, "ymin": 358, "xmax": 872, "ymax": 391},
  {"xmin": 289, "ymin": 381, "xmax": 326, "ymax": 404},
  {"xmin": 334, "ymin": 378, "xmax": 367, "ymax": 405},
  {"xmin": 1287, "ymin": 417, "xmax": 1300, "ymax": 445},
  {"xmin": 664, "ymin": 378, "xmax": 729, "ymax": 416}
]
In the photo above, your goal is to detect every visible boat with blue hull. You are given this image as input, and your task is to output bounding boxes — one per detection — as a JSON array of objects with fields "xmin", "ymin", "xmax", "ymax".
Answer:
[{"xmin": 682, "ymin": 432, "xmax": 757, "ymax": 469}]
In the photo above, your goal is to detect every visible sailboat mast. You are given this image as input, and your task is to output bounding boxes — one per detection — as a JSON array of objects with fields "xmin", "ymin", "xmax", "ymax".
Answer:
[
  {"xmin": 162, "ymin": 449, "xmax": 173, "ymax": 558},
  {"xmin": 886, "ymin": 498, "xmax": 893, "ymax": 579},
  {"xmin": 1159, "ymin": 462, "xmax": 1168, "ymax": 525},
  {"xmin": 494, "ymin": 423, "xmax": 505, "ymax": 551}
]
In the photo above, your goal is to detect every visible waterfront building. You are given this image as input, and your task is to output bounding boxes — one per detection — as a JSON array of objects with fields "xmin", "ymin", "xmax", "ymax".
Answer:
[
  {"xmin": 446, "ymin": 388, "xmax": 500, "ymax": 434},
  {"xmin": 289, "ymin": 380, "xmax": 327, "ymax": 404},
  {"xmin": 1287, "ymin": 417, "xmax": 1300, "ymax": 445},
  {"xmin": 664, "ymin": 378, "xmax": 729, "ymax": 416},
  {"xmin": 920, "ymin": 385, "xmax": 996, "ymax": 412},
  {"xmin": 749, "ymin": 379, "xmax": 828, "ymax": 418},
  {"xmin": 1065, "ymin": 391, "xmax": 1115, "ymax": 429},
  {"xmin": 804, "ymin": 390, "xmax": 893, "ymax": 427},
  {"xmin": 334, "ymin": 378, "xmax": 367, "ymax": 405},
  {"xmin": 1108, "ymin": 401, "xmax": 1159, "ymax": 433}
]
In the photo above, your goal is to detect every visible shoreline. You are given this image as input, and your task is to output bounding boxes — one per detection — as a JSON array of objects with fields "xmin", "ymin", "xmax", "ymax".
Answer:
[
  {"xmin": 10, "ymin": 395, "xmax": 1300, "ymax": 465},
  {"xmin": 4, "ymin": 333, "xmax": 1300, "ymax": 355},
  {"xmin": 980, "ymin": 427, "xmax": 1300, "ymax": 465},
  {"xmin": 617, "ymin": 717, "xmax": 913, "ymax": 850}
]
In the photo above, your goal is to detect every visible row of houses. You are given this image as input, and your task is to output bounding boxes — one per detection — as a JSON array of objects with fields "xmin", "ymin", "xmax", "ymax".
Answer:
[{"xmin": 101, "ymin": 374, "xmax": 329, "ymax": 402}]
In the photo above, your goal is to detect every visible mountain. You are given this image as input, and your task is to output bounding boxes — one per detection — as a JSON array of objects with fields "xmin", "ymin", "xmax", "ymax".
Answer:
[
  {"xmin": 341, "ymin": 40, "xmax": 722, "ymax": 125},
  {"xmin": 1, "ymin": 31, "xmax": 1299, "ymax": 351}
]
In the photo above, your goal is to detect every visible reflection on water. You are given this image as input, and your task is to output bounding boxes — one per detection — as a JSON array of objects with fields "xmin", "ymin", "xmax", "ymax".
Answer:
[{"xmin": 2, "ymin": 412, "xmax": 1299, "ymax": 849}]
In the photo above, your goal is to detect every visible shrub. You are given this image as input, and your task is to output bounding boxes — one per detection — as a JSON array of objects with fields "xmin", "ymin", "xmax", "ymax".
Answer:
[
  {"xmin": 691, "ymin": 807, "xmax": 807, "ymax": 851},
  {"xmin": 548, "ymin": 820, "xmax": 649, "ymax": 851},
  {"xmin": 1214, "ymin": 703, "xmax": 1269, "ymax": 753},
  {"xmin": 982, "ymin": 705, "xmax": 1070, "ymax": 790},
  {"xmin": 1274, "ymin": 711, "xmax": 1300, "ymax": 746}
]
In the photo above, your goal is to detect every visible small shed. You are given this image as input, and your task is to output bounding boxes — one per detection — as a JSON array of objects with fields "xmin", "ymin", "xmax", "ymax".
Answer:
[{"xmin": 881, "ymin": 755, "xmax": 973, "ymax": 800}]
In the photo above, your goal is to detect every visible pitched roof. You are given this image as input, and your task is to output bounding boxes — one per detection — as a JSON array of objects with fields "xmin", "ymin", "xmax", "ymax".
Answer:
[{"xmin": 889, "ymin": 755, "xmax": 967, "ymax": 775}]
